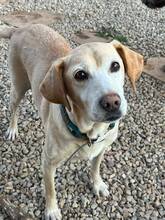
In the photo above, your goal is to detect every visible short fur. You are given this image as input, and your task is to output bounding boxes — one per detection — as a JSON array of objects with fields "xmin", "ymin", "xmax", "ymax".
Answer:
[{"xmin": 0, "ymin": 24, "xmax": 143, "ymax": 220}]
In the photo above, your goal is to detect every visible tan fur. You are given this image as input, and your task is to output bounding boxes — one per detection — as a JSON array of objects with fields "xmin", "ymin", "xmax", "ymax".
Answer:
[
  {"xmin": 92, "ymin": 49, "xmax": 102, "ymax": 67},
  {"xmin": 40, "ymin": 59, "xmax": 71, "ymax": 111},
  {"xmin": 112, "ymin": 40, "xmax": 144, "ymax": 92},
  {"xmin": 1, "ymin": 24, "xmax": 143, "ymax": 220}
]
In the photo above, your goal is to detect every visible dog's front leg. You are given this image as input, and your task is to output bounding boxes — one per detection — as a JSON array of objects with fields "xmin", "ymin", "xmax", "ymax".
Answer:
[
  {"xmin": 43, "ymin": 158, "xmax": 62, "ymax": 220},
  {"xmin": 90, "ymin": 150, "xmax": 109, "ymax": 197}
]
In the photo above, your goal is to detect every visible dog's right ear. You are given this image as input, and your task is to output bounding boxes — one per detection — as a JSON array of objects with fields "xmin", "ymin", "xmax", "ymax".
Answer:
[{"xmin": 40, "ymin": 58, "xmax": 71, "ymax": 111}]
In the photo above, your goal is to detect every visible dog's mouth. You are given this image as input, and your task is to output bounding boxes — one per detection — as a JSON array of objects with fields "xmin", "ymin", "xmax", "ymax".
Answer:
[
  {"xmin": 104, "ymin": 111, "xmax": 122, "ymax": 122},
  {"xmin": 92, "ymin": 111, "xmax": 122, "ymax": 123}
]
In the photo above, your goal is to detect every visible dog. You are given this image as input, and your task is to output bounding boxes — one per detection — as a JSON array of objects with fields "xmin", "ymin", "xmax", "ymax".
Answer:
[
  {"xmin": 0, "ymin": 24, "xmax": 143, "ymax": 220},
  {"xmin": 142, "ymin": 0, "xmax": 165, "ymax": 8}
]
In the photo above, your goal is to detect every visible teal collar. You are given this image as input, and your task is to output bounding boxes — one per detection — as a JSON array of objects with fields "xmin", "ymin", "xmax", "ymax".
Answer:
[
  {"xmin": 60, "ymin": 105, "xmax": 115, "ymax": 141},
  {"xmin": 60, "ymin": 105, "xmax": 87, "ymax": 139}
]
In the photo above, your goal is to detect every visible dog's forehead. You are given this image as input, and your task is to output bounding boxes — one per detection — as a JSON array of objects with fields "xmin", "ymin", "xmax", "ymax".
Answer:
[{"xmin": 67, "ymin": 42, "xmax": 121, "ymax": 69}]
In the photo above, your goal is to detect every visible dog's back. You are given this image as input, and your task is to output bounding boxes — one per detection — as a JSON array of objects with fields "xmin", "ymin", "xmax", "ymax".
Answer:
[{"xmin": 0, "ymin": 24, "xmax": 71, "ymax": 110}]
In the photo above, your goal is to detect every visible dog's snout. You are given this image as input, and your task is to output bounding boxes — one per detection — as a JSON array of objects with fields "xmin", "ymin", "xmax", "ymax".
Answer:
[{"xmin": 99, "ymin": 93, "xmax": 121, "ymax": 112}]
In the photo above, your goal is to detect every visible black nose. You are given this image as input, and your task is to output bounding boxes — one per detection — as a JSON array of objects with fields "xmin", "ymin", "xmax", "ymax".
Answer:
[{"xmin": 99, "ymin": 93, "xmax": 121, "ymax": 112}]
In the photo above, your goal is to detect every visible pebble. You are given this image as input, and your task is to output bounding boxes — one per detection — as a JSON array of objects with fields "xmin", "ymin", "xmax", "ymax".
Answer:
[{"xmin": 35, "ymin": 210, "xmax": 40, "ymax": 217}]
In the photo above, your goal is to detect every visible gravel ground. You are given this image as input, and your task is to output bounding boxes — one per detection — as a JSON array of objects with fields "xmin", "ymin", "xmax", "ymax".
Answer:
[{"xmin": 0, "ymin": 0, "xmax": 165, "ymax": 219}]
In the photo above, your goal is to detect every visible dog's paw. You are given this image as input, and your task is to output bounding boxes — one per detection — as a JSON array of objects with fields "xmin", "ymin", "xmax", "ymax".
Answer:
[
  {"xmin": 45, "ymin": 207, "xmax": 62, "ymax": 220},
  {"xmin": 93, "ymin": 179, "xmax": 109, "ymax": 197},
  {"xmin": 5, "ymin": 126, "xmax": 18, "ymax": 141}
]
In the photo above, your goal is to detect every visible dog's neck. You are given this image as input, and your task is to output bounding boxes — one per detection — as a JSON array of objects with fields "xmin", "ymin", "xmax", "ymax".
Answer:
[{"xmin": 66, "ymin": 104, "xmax": 110, "ymax": 140}]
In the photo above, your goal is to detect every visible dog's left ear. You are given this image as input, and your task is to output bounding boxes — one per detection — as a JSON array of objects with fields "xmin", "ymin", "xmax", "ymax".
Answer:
[{"xmin": 112, "ymin": 40, "xmax": 144, "ymax": 92}]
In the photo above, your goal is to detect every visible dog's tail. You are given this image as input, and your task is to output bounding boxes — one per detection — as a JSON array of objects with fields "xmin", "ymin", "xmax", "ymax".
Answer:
[{"xmin": 0, "ymin": 26, "xmax": 17, "ymax": 39}]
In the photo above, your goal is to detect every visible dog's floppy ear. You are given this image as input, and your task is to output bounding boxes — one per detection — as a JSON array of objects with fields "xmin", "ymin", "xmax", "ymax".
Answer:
[
  {"xmin": 112, "ymin": 40, "xmax": 144, "ymax": 92},
  {"xmin": 40, "ymin": 58, "xmax": 71, "ymax": 111}
]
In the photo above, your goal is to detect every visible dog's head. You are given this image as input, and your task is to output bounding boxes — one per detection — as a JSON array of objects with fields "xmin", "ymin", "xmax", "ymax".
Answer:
[
  {"xmin": 142, "ymin": 0, "xmax": 165, "ymax": 8},
  {"xmin": 40, "ymin": 41, "xmax": 143, "ymax": 124}
]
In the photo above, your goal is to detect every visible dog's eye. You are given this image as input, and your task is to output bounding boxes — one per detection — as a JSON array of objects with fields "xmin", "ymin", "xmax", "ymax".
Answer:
[
  {"xmin": 110, "ymin": 62, "xmax": 120, "ymax": 72},
  {"xmin": 74, "ymin": 70, "xmax": 88, "ymax": 81}
]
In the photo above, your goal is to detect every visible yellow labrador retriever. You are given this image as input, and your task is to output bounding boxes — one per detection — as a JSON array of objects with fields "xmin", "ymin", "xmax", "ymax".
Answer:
[{"xmin": 0, "ymin": 24, "xmax": 143, "ymax": 220}]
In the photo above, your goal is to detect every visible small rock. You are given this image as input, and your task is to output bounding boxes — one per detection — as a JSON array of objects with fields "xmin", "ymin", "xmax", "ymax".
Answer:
[{"xmin": 35, "ymin": 210, "xmax": 40, "ymax": 217}]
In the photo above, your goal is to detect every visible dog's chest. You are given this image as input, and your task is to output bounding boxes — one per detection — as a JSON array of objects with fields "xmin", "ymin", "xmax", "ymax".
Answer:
[{"xmin": 78, "ymin": 124, "xmax": 119, "ymax": 160}]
